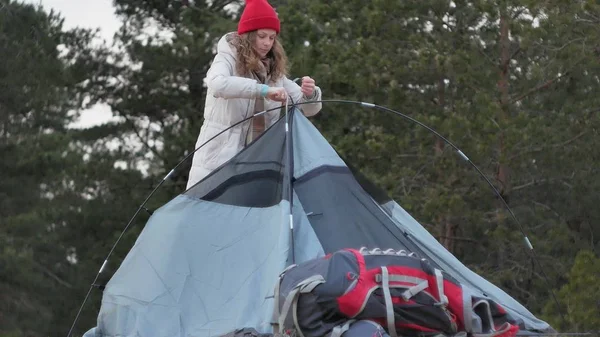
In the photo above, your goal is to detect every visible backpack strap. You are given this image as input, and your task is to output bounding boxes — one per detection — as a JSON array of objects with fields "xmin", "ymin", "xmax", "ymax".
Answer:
[
  {"xmin": 272, "ymin": 264, "xmax": 297, "ymax": 334},
  {"xmin": 380, "ymin": 266, "xmax": 398, "ymax": 337},
  {"xmin": 470, "ymin": 299, "xmax": 517, "ymax": 337},
  {"xmin": 329, "ymin": 319, "xmax": 356, "ymax": 337},
  {"xmin": 278, "ymin": 274, "xmax": 325, "ymax": 337},
  {"xmin": 434, "ymin": 268, "xmax": 449, "ymax": 306},
  {"xmin": 375, "ymin": 273, "xmax": 429, "ymax": 301},
  {"xmin": 271, "ymin": 277, "xmax": 282, "ymax": 333}
]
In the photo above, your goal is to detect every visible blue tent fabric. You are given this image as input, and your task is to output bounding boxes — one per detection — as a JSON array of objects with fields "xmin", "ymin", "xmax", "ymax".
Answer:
[
  {"xmin": 84, "ymin": 110, "xmax": 551, "ymax": 337},
  {"xmin": 87, "ymin": 195, "xmax": 324, "ymax": 337}
]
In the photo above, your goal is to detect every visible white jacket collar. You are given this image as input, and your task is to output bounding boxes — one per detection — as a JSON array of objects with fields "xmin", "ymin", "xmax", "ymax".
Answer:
[{"xmin": 217, "ymin": 32, "xmax": 238, "ymax": 59}]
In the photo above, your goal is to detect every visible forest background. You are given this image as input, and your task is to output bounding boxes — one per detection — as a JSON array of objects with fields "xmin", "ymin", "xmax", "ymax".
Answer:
[{"xmin": 1, "ymin": 0, "xmax": 599, "ymax": 336}]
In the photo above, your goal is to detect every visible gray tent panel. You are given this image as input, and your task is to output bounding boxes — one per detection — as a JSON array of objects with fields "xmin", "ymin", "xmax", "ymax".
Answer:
[
  {"xmin": 293, "ymin": 166, "xmax": 425, "ymax": 255},
  {"xmin": 292, "ymin": 111, "xmax": 346, "ymax": 178},
  {"xmin": 184, "ymin": 118, "xmax": 287, "ymax": 208}
]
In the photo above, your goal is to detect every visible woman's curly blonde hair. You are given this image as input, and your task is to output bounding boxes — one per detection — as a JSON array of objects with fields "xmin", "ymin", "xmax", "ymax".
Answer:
[{"xmin": 229, "ymin": 31, "xmax": 289, "ymax": 83}]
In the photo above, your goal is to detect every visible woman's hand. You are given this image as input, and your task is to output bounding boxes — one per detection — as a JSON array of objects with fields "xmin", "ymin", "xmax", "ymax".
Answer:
[
  {"xmin": 301, "ymin": 76, "xmax": 316, "ymax": 98},
  {"xmin": 266, "ymin": 87, "xmax": 288, "ymax": 102}
]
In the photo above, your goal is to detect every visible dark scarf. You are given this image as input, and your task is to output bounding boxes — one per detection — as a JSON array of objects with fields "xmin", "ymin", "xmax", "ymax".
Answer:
[{"xmin": 247, "ymin": 57, "xmax": 273, "ymax": 144}]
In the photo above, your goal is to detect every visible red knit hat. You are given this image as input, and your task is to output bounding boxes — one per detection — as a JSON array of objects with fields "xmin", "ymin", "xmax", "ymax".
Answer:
[{"xmin": 237, "ymin": 0, "xmax": 280, "ymax": 35}]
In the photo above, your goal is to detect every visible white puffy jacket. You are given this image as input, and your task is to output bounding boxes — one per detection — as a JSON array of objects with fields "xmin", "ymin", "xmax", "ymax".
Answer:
[{"xmin": 186, "ymin": 32, "xmax": 323, "ymax": 189}]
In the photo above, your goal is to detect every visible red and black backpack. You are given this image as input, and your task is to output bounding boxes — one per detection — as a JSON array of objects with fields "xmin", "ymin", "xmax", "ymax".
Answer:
[{"xmin": 272, "ymin": 248, "xmax": 519, "ymax": 337}]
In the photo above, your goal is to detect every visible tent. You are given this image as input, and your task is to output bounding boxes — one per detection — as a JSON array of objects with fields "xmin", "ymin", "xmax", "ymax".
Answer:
[{"xmin": 83, "ymin": 107, "xmax": 553, "ymax": 337}]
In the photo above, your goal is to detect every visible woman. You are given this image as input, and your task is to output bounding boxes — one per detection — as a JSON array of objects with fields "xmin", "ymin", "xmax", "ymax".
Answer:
[{"xmin": 186, "ymin": 0, "xmax": 323, "ymax": 189}]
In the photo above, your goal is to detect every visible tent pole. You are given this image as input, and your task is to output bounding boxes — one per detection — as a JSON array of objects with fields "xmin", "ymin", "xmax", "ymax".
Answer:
[{"xmin": 284, "ymin": 99, "xmax": 296, "ymax": 265}]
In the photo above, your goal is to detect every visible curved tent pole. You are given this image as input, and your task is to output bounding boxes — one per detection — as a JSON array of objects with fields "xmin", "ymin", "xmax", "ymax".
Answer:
[
  {"xmin": 66, "ymin": 99, "xmax": 566, "ymax": 337},
  {"xmin": 284, "ymin": 99, "xmax": 565, "ymax": 324}
]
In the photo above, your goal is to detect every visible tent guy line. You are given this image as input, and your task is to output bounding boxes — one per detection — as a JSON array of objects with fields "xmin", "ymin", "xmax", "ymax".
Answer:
[{"xmin": 66, "ymin": 98, "xmax": 565, "ymax": 337}]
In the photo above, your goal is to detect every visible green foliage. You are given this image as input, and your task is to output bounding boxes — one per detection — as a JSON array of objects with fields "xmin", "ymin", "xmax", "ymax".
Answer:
[
  {"xmin": 0, "ymin": 1, "xmax": 83, "ymax": 334},
  {"xmin": 0, "ymin": 1, "xmax": 151, "ymax": 335},
  {"xmin": 543, "ymin": 250, "xmax": 600, "ymax": 332}
]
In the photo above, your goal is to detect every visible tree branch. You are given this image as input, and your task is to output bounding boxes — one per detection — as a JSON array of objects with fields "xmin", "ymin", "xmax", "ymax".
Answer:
[
  {"xmin": 512, "ymin": 180, "xmax": 537, "ymax": 191},
  {"xmin": 509, "ymin": 72, "xmax": 568, "ymax": 104},
  {"xmin": 210, "ymin": 0, "xmax": 240, "ymax": 11},
  {"xmin": 532, "ymin": 200, "xmax": 564, "ymax": 220},
  {"xmin": 512, "ymin": 173, "xmax": 576, "ymax": 191},
  {"xmin": 574, "ymin": 17, "xmax": 600, "ymax": 24},
  {"xmin": 437, "ymin": 235, "xmax": 479, "ymax": 243},
  {"xmin": 476, "ymin": 43, "xmax": 497, "ymax": 66},
  {"xmin": 510, "ymin": 276, "xmax": 534, "ymax": 300},
  {"xmin": 509, "ymin": 131, "xmax": 587, "ymax": 160},
  {"xmin": 548, "ymin": 37, "xmax": 586, "ymax": 52},
  {"xmin": 32, "ymin": 260, "xmax": 73, "ymax": 289},
  {"xmin": 111, "ymin": 105, "xmax": 166, "ymax": 164},
  {"xmin": 510, "ymin": 54, "xmax": 589, "ymax": 104},
  {"xmin": 583, "ymin": 107, "xmax": 600, "ymax": 117},
  {"xmin": 510, "ymin": 46, "xmax": 521, "ymax": 60}
]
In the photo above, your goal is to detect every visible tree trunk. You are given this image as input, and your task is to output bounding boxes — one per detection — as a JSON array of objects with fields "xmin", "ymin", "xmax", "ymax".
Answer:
[
  {"xmin": 441, "ymin": 217, "xmax": 458, "ymax": 253},
  {"xmin": 434, "ymin": 56, "xmax": 455, "ymax": 252}
]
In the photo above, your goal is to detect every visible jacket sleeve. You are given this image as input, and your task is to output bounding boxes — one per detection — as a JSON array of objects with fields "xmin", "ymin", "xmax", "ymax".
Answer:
[
  {"xmin": 206, "ymin": 52, "xmax": 264, "ymax": 99},
  {"xmin": 283, "ymin": 77, "xmax": 323, "ymax": 117}
]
